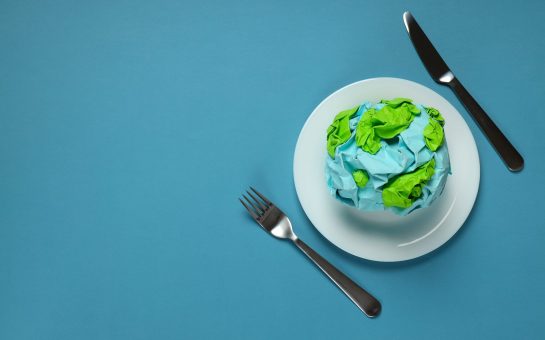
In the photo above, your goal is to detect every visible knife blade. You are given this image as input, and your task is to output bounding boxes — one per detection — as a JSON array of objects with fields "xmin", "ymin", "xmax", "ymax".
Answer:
[{"xmin": 403, "ymin": 11, "xmax": 524, "ymax": 172}]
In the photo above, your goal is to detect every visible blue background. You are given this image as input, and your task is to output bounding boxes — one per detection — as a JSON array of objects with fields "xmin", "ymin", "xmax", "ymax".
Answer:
[{"xmin": 1, "ymin": 0, "xmax": 544, "ymax": 339}]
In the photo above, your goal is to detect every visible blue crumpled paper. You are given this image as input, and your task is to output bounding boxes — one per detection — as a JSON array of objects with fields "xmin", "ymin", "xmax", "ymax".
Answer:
[{"xmin": 325, "ymin": 102, "xmax": 451, "ymax": 216}]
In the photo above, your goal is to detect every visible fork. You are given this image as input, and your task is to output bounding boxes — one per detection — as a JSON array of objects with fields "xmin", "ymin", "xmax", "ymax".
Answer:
[{"xmin": 239, "ymin": 187, "xmax": 381, "ymax": 317}]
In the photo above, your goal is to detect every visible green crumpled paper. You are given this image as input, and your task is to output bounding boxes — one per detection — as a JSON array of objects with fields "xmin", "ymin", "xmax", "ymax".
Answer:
[
  {"xmin": 382, "ymin": 158, "xmax": 436, "ymax": 208},
  {"xmin": 326, "ymin": 106, "xmax": 359, "ymax": 158},
  {"xmin": 423, "ymin": 106, "xmax": 445, "ymax": 151},
  {"xmin": 426, "ymin": 107, "xmax": 445, "ymax": 126},
  {"xmin": 380, "ymin": 98, "xmax": 422, "ymax": 112},
  {"xmin": 355, "ymin": 98, "xmax": 420, "ymax": 154},
  {"xmin": 352, "ymin": 169, "xmax": 369, "ymax": 188},
  {"xmin": 423, "ymin": 119, "xmax": 444, "ymax": 151}
]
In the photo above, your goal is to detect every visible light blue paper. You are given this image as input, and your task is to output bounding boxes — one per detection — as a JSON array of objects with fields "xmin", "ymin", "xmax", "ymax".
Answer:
[{"xmin": 325, "ymin": 102, "xmax": 451, "ymax": 216}]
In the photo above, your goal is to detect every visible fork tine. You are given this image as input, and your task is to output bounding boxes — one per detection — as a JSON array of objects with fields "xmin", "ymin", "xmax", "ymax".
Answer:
[
  {"xmin": 250, "ymin": 187, "xmax": 271, "ymax": 205},
  {"xmin": 239, "ymin": 198, "xmax": 259, "ymax": 219},
  {"xmin": 242, "ymin": 194, "xmax": 263, "ymax": 215},
  {"xmin": 247, "ymin": 190, "xmax": 267, "ymax": 211}
]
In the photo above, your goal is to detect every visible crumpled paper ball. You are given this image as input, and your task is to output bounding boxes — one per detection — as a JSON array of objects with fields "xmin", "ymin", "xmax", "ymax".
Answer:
[{"xmin": 325, "ymin": 100, "xmax": 451, "ymax": 216}]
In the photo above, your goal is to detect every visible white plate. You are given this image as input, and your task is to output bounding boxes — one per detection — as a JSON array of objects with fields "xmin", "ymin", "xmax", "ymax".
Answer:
[{"xmin": 293, "ymin": 78, "xmax": 480, "ymax": 262}]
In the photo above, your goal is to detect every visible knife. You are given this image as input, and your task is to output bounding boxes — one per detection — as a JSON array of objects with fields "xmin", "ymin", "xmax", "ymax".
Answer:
[{"xmin": 403, "ymin": 11, "xmax": 524, "ymax": 172}]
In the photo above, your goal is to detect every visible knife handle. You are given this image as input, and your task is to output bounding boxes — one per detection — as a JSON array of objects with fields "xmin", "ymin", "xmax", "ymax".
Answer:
[{"xmin": 448, "ymin": 77, "xmax": 524, "ymax": 172}]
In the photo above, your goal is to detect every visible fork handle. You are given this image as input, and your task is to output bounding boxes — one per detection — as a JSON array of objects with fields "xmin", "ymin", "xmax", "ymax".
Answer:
[{"xmin": 293, "ymin": 238, "xmax": 381, "ymax": 317}]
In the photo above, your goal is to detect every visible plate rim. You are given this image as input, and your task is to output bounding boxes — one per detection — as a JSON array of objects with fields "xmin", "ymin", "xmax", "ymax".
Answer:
[{"xmin": 293, "ymin": 77, "xmax": 480, "ymax": 262}]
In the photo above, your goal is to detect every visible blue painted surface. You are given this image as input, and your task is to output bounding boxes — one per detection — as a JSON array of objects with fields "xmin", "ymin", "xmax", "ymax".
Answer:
[{"xmin": 1, "ymin": 1, "xmax": 544, "ymax": 339}]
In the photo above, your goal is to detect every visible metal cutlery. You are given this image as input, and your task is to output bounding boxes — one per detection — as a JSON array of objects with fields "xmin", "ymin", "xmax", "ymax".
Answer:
[
  {"xmin": 403, "ymin": 11, "xmax": 524, "ymax": 172},
  {"xmin": 239, "ymin": 187, "xmax": 381, "ymax": 317}
]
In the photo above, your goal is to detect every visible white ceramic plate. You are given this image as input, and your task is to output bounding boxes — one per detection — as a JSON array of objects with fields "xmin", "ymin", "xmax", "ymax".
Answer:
[{"xmin": 293, "ymin": 78, "xmax": 480, "ymax": 262}]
